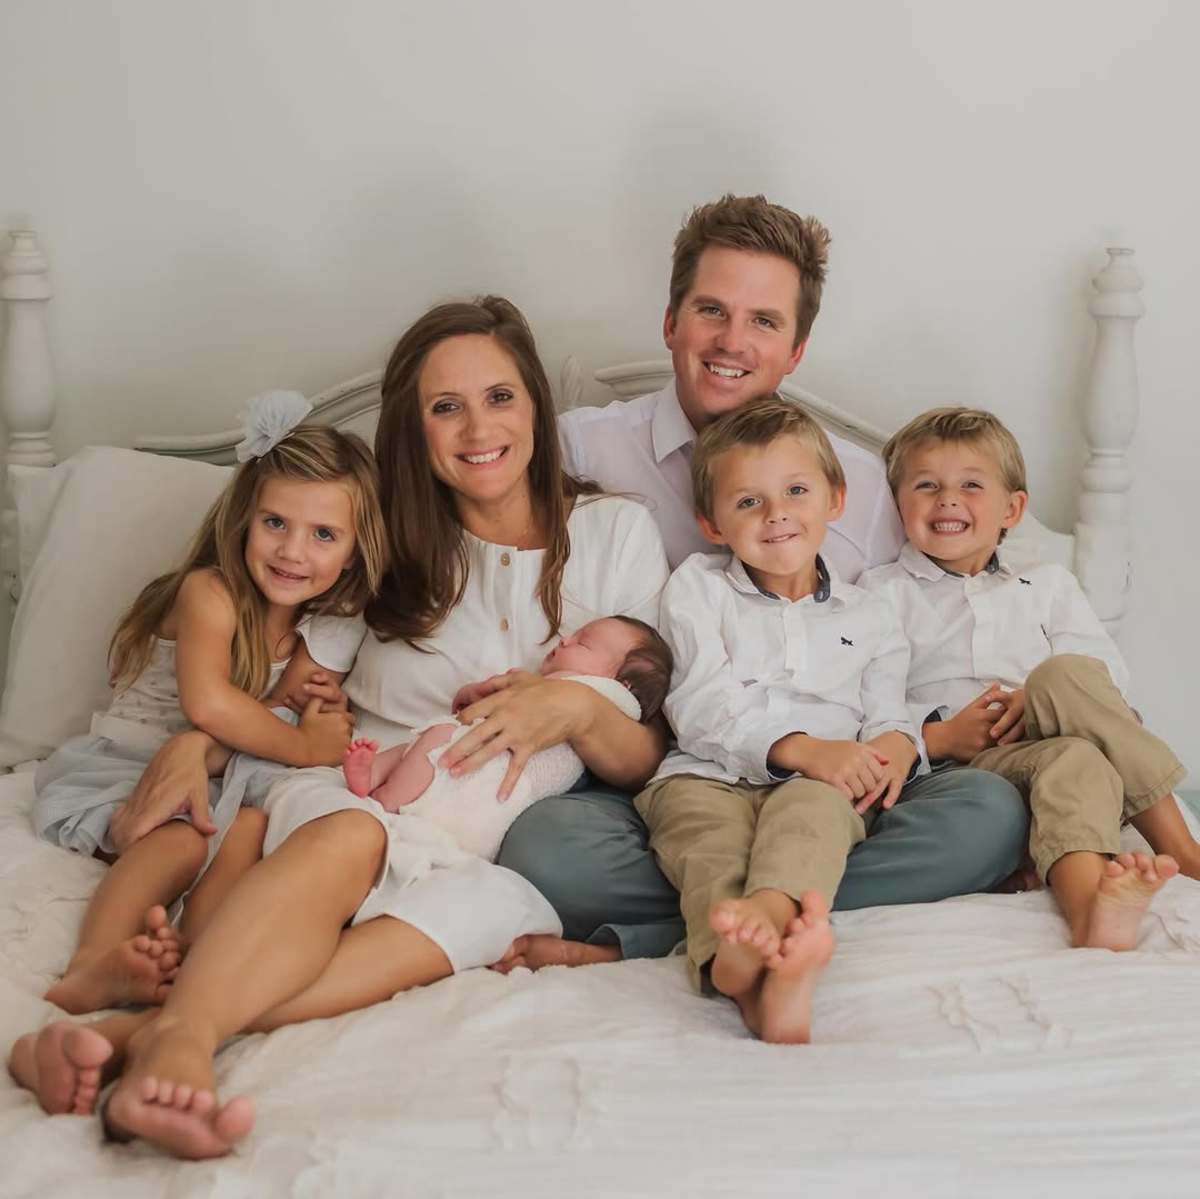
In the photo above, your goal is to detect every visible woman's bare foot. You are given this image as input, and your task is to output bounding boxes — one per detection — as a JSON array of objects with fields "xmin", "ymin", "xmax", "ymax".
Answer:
[
  {"xmin": 1082, "ymin": 852, "xmax": 1179, "ymax": 951},
  {"xmin": 7, "ymin": 1022, "xmax": 114, "ymax": 1114},
  {"xmin": 342, "ymin": 739, "xmax": 380, "ymax": 798},
  {"xmin": 44, "ymin": 911, "xmax": 183, "ymax": 1014},
  {"xmin": 758, "ymin": 891, "xmax": 836, "ymax": 1044},
  {"xmin": 103, "ymin": 1018, "xmax": 254, "ymax": 1160},
  {"xmin": 489, "ymin": 935, "xmax": 621, "ymax": 973},
  {"xmin": 709, "ymin": 896, "xmax": 786, "ymax": 999}
]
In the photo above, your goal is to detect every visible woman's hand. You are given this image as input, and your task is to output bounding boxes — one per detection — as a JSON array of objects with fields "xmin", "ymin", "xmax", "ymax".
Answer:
[
  {"xmin": 109, "ymin": 730, "xmax": 217, "ymax": 854},
  {"xmin": 442, "ymin": 673, "xmax": 594, "ymax": 801}
]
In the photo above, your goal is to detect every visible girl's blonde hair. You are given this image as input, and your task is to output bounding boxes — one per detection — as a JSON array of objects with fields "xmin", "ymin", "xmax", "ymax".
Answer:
[{"xmin": 108, "ymin": 424, "xmax": 387, "ymax": 698}]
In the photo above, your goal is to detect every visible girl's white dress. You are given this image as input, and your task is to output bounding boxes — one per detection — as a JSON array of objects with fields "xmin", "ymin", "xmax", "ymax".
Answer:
[{"xmin": 32, "ymin": 617, "xmax": 364, "ymax": 857}]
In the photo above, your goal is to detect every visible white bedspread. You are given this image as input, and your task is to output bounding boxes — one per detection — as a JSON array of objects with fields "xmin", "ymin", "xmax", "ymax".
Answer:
[{"xmin": 3, "ymin": 769, "xmax": 1200, "ymax": 1197}]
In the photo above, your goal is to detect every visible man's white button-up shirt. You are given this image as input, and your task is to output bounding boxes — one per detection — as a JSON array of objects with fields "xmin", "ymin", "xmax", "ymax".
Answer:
[
  {"xmin": 652, "ymin": 551, "xmax": 917, "ymax": 787},
  {"xmin": 558, "ymin": 381, "xmax": 905, "ymax": 581},
  {"xmin": 859, "ymin": 542, "xmax": 1130, "ymax": 733}
]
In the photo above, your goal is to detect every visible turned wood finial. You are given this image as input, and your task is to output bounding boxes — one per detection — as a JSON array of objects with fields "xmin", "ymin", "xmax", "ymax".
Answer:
[
  {"xmin": 1075, "ymin": 247, "xmax": 1144, "ymax": 638},
  {"xmin": 1, "ymin": 231, "xmax": 57, "ymax": 468}
]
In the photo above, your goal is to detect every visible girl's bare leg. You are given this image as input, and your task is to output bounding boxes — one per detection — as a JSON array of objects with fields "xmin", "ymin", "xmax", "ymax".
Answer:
[
  {"xmin": 179, "ymin": 808, "xmax": 268, "ymax": 941},
  {"xmin": 103, "ymin": 808, "xmax": 386, "ymax": 1158},
  {"xmin": 46, "ymin": 822, "xmax": 205, "ymax": 1014},
  {"xmin": 1130, "ymin": 796, "xmax": 1200, "ymax": 879}
]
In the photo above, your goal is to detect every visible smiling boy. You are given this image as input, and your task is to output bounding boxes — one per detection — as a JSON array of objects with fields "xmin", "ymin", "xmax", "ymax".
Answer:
[
  {"xmin": 861, "ymin": 407, "xmax": 1195, "ymax": 949},
  {"xmin": 637, "ymin": 396, "xmax": 919, "ymax": 1042}
]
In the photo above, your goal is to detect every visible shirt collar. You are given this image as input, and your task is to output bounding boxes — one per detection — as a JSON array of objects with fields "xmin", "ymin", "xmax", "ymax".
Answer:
[
  {"xmin": 723, "ymin": 553, "xmax": 834, "ymax": 604},
  {"xmin": 650, "ymin": 381, "xmax": 696, "ymax": 464},
  {"xmin": 898, "ymin": 541, "xmax": 1007, "ymax": 580}
]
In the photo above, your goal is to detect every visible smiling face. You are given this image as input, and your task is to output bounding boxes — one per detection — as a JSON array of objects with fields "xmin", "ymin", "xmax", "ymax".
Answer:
[
  {"xmin": 540, "ymin": 617, "xmax": 641, "ymax": 679},
  {"xmin": 895, "ymin": 439, "xmax": 1028, "ymax": 576},
  {"xmin": 699, "ymin": 434, "xmax": 845, "ymax": 599},
  {"xmin": 243, "ymin": 475, "xmax": 357, "ymax": 613},
  {"xmin": 418, "ymin": 333, "xmax": 536, "ymax": 519},
  {"xmin": 664, "ymin": 246, "xmax": 807, "ymax": 431}
]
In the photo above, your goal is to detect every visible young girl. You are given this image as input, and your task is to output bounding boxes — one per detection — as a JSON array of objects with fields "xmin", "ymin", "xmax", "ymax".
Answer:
[{"xmin": 29, "ymin": 391, "xmax": 388, "ymax": 1018}]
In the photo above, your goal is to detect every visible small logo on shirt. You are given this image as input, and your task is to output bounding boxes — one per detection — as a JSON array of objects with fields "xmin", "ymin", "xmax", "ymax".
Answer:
[
  {"xmin": 1019, "ymin": 577, "xmax": 1032, "ymax": 585},
  {"xmin": 840, "ymin": 636, "xmax": 854, "ymax": 647}
]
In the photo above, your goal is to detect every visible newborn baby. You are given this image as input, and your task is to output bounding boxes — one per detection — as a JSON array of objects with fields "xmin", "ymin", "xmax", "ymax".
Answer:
[{"xmin": 342, "ymin": 616, "xmax": 672, "ymax": 859}]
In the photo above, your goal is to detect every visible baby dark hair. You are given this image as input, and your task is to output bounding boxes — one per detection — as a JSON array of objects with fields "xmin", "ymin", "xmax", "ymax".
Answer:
[{"xmin": 610, "ymin": 616, "xmax": 674, "ymax": 723}]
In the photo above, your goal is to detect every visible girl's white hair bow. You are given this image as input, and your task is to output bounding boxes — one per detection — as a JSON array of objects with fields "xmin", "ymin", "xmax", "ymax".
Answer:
[{"xmin": 235, "ymin": 390, "xmax": 314, "ymax": 462}]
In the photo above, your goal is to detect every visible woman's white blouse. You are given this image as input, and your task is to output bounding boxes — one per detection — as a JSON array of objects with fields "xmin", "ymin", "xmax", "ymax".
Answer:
[{"xmin": 345, "ymin": 495, "xmax": 669, "ymax": 747}]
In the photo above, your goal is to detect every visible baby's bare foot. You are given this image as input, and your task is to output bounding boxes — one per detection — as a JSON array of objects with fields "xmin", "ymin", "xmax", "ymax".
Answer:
[
  {"xmin": 759, "ymin": 891, "xmax": 836, "ymax": 1044},
  {"xmin": 7, "ymin": 1022, "xmax": 114, "ymax": 1115},
  {"xmin": 342, "ymin": 738, "xmax": 379, "ymax": 798},
  {"xmin": 103, "ymin": 1018, "xmax": 254, "ymax": 1160},
  {"xmin": 1082, "ymin": 852, "xmax": 1179, "ymax": 951},
  {"xmin": 709, "ymin": 896, "xmax": 784, "ymax": 999},
  {"xmin": 45, "ymin": 933, "xmax": 182, "ymax": 1015}
]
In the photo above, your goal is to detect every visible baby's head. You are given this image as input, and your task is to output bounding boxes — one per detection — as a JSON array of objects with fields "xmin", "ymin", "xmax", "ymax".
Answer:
[
  {"xmin": 882, "ymin": 407, "xmax": 1028, "ymax": 575},
  {"xmin": 691, "ymin": 395, "xmax": 846, "ymax": 580},
  {"xmin": 540, "ymin": 616, "xmax": 674, "ymax": 722}
]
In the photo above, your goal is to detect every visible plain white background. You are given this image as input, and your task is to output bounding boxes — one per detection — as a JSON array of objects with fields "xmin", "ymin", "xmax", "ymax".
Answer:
[{"xmin": 2, "ymin": 0, "xmax": 1197, "ymax": 779}]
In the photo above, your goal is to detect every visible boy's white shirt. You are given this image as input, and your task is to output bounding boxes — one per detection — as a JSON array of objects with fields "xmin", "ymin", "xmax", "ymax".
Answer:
[
  {"xmin": 859, "ymin": 542, "xmax": 1130, "ymax": 752},
  {"xmin": 653, "ymin": 550, "xmax": 920, "ymax": 787}
]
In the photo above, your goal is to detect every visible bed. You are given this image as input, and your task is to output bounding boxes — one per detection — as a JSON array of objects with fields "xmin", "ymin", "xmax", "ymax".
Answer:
[{"xmin": 2, "ymin": 230, "xmax": 1198, "ymax": 1197}]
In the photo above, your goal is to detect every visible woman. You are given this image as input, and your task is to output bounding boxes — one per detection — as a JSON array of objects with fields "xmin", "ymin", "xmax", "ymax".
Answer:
[{"xmin": 19, "ymin": 297, "xmax": 669, "ymax": 1158}]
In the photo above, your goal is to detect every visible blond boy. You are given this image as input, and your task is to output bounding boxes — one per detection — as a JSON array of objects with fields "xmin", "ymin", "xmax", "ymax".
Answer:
[
  {"xmin": 861, "ymin": 407, "xmax": 1194, "ymax": 949},
  {"xmin": 636, "ymin": 396, "xmax": 920, "ymax": 1043}
]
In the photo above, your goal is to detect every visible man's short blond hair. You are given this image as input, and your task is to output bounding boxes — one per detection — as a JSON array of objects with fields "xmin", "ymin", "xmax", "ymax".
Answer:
[
  {"xmin": 670, "ymin": 195, "xmax": 831, "ymax": 347},
  {"xmin": 691, "ymin": 395, "xmax": 846, "ymax": 522},
  {"xmin": 882, "ymin": 407, "xmax": 1027, "ymax": 495}
]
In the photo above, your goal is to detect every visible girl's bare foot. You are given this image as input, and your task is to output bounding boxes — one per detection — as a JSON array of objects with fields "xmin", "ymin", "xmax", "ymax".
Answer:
[
  {"xmin": 7, "ymin": 1022, "xmax": 114, "ymax": 1114},
  {"xmin": 758, "ymin": 891, "xmax": 836, "ymax": 1044},
  {"xmin": 709, "ymin": 896, "xmax": 785, "ymax": 999},
  {"xmin": 342, "ymin": 739, "xmax": 380, "ymax": 798},
  {"xmin": 1082, "ymin": 852, "xmax": 1179, "ymax": 951},
  {"xmin": 103, "ymin": 1018, "xmax": 254, "ymax": 1160},
  {"xmin": 489, "ymin": 935, "xmax": 620, "ymax": 973},
  {"xmin": 44, "ymin": 919, "xmax": 182, "ymax": 1014}
]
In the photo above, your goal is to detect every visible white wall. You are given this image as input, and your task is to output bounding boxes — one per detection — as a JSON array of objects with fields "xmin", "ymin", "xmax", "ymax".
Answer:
[{"xmin": 4, "ymin": 0, "xmax": 1198, "ymax": 778}]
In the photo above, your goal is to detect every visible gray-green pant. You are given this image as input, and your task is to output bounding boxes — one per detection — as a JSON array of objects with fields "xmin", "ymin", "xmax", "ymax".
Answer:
[{"xmin": 497, "ymin": 765, "xmax": 1026, "ymax": 959}]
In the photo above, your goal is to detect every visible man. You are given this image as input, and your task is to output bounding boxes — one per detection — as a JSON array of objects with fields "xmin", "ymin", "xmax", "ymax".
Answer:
[{"xmin": 495, "ymin": 195, "xmax": 1028, "ymax": 968}]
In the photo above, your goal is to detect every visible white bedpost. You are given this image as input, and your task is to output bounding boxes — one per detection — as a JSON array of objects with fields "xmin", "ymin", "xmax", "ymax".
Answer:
[
  {"xmin": 1075, "ymin": 247, "xmax": 1143, "ymax": 640},
  {"xmin": 0, "ymin": 230, "xmax": 58, "ymax": 677}
]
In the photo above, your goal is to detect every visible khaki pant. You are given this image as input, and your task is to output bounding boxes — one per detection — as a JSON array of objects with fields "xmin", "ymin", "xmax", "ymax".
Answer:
[
  {"xmin": 635, "ymin": 775, "xmax": 870, "ymax": 990},
  {"xmin": 971, "ymin": 654, "xmax": 1184, "ymax": 881}
]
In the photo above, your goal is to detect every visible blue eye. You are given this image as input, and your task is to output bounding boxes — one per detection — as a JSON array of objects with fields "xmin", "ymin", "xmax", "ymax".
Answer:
[
  {"xmin": 265, "ymin": 515, "xmax": 285, "ymax": 530},
  {"xmin": 787, "ymin": 484, "xmax": 808, "ymax": 496},
  {"xmin": 315, "ymin": 527, "xmax": 335, "ymax": 543},
  {"xmin": 755, "ymin": 316, "xmax": 778, "ymax": 329},
  {"xmin": 735, "ymin": 496, "xmax": 759, "ymax": 510},
  {"xmin": 963, "ymin": 480, "xmax": 983, "ymax": 490},
  {"xmin": 914, "ymin": 481, "xmax": 935, "ymax": 491}
]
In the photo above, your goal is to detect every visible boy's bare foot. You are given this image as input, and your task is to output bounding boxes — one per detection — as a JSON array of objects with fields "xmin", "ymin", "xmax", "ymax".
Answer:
[
  {"xmin": 8, "ymin": 1022, "xmax": 114, "ymax": 1115},
  {"xmin": 758, "ymin": 891, "xmax": 836, "ymax": 1044},
  {"xmin": 1082, "ymin": 852, "xmax": 1179, "ymax": 951},
  {"xmin": 44, "ymin": 922, "xmax": 182, "ymax": 1015},
  {"xmin": 709, "ymin": 896, "xmax": 784, "ymax": 999},
  {"xmin": 489, "ymin": 935, "xmax": 621, "ymax": 973},
  {"xmin": 103, "ymin": 1018, "xmax": 254, "ymax": 1160},
  {"xmin": 342, "ymin": 738, "xmax": 379, "ymax": 798}
]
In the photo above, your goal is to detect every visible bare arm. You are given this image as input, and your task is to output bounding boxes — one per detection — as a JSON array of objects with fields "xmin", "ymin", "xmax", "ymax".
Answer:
[
  {"xmin": 173, "ymin": 571, "xmax": 352, "ymax": 767},
  {"xmin": 444, "ymin": 673, "xmax": 666, "ymax": 799}
]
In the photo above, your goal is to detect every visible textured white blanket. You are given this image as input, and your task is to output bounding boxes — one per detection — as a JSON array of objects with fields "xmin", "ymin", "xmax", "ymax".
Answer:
[{"xmin": 3, "ymin": 770, "xmax": 1200, "ymax": 1197}]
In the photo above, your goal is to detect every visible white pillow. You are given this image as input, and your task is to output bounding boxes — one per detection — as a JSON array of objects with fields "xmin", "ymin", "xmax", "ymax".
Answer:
[
  {"xmin": 0, "ymin": 447, "xmax": 233, "ymax": 766},
  {"xmin": 9, "ymin": 459, "xmax": 75, "ymax": 590}
]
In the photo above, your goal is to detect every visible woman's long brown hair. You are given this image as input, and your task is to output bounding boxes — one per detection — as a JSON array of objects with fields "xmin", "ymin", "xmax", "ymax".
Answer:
[{"xmin": 367, "ymin": 296, "xmax": 600, "ymax": 647}]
